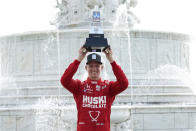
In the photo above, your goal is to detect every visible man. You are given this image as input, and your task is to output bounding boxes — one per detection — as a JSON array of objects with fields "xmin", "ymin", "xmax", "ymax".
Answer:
[{"xmin": 60, "ymin": 47, "xmax": 129, "ymax": 131}]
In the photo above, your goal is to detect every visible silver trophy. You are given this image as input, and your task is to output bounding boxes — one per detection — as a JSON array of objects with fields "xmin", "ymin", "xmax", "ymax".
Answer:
[{"xmin": 83, "ymin": 9, "xmax": 110, "ymax": 52}]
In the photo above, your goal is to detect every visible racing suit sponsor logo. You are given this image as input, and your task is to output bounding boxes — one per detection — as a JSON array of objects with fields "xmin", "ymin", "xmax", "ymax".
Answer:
[
  {"xmin": 96, "ymin": 85, "xmax": 101, "ymax": 91},
  {"xmin": 83, "ymin": 84, "xmax": 93, "ymax": 94},
  {"xmin": 88, "ymin": 111, "xmax": 100, "ymax": 122},
  {"xmin": 91, "ymin": 81, "xmax": 97, "ymax": 84},
  {"xmin": 102, "ymin": 85, "xmax": 107, "ymax": 90},
  {"xmin": 79, "ymin": 122, "xmax": 85, "ymax": 125},
  {"xmin": 82, "ymin": 95, "xmax": 106, "ymax": 108},
  {"xmin": 96, "ymin": 123, "xmax": 104, "ymax": 126}
]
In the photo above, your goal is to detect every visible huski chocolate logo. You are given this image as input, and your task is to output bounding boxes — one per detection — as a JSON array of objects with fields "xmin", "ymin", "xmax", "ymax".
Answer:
[{"xmin": 82, "ymin": 95, "xmax": 106, "ymax": 108}]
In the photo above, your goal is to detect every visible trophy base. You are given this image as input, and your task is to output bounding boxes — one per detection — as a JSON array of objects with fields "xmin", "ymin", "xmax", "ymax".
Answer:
[
  {"xmin": 84, "ymin": 33, "xmax": 109, "ymax": 52},
  {"xmin": 83, "ymin": 45, "xmax": 110, "ymax": 52}
]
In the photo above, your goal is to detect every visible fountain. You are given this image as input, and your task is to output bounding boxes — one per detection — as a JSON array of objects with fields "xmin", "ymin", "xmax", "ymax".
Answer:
[{"xmin": 0, "ymin": 0, "xmax": 196, "ymax": 131}]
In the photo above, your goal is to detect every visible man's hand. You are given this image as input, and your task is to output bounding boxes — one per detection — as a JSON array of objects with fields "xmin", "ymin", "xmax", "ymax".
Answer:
[
  {"xmin": 103, "ymin": 47, "xmax": 114, "ymax": 63},
  {"xmin": 77, "ymin": 47, "xmax": 88, "ymax": 62}
]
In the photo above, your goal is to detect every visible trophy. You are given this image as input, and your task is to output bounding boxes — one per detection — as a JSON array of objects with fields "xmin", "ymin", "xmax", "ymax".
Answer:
[{"xmin": 83, "ymin": 9, "xmax": 110, "ymax": 53}]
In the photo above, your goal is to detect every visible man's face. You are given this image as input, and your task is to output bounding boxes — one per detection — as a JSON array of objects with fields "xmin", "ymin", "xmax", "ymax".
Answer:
[{"xmin": 85, "ymin": 61, "xmax": 103, "ymax": 80}]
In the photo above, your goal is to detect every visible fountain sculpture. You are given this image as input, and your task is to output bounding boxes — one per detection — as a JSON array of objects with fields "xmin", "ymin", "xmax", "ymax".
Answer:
[{"xmin": 0, "ymin": 0, "xmax": 196, "ymax": 131}]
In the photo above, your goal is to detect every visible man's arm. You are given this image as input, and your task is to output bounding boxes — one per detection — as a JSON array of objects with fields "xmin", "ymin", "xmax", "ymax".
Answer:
[
  {"xmin": 60, "ymin": 47, "xmax": 87, "ymax": 94},
  {"xmin": 109, "ymin": 61, "xmax": 129, "ymax": 96},
  {"xmin": 104, "ymin": 48, "xmax": 129, "ymax": 96},
  {"xmin": 60, "ymin": 59, "xmax": 81, "ymax": 94}
]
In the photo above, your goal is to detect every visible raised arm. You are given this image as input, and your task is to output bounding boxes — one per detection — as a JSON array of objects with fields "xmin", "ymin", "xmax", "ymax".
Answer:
[
  {"xmin": 60, "ymin": 47, "xmax": 87, "ymax": 94},
  {"xmin": 103, "ymin": 47, "xmax": 129, "ymax": 96}
]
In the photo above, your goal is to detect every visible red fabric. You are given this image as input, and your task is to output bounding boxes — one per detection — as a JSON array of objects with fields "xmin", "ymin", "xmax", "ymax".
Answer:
[{"xmin": 61, "ymin": 59, "xmax": 129, "ymax": 131}]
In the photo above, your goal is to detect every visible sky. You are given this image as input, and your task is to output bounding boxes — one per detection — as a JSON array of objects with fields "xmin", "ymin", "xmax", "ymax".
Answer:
[{"xmin": 0, "ymin": 0, "xmax": 196, "ymax": 81}]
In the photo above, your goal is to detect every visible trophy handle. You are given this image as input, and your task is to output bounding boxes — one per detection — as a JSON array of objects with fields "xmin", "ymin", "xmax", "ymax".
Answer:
[{"xmin": 102, "ymin": 45, "xmax": 111, "ymax": 53}]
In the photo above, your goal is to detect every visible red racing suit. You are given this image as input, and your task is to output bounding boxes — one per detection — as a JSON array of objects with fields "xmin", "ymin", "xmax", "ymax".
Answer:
[{"xmin": 60, "ymin": 60, "xmax": 129, "ymax": 131}]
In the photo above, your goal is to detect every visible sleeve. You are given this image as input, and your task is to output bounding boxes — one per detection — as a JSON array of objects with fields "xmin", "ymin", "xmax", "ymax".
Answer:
[
  {"xmin": 109, "ymin": 61, "xmax": 129, "ymax": 96},
  {"xmin": 60, "ymin": 59, "xmax": 81, "ymax": 95}
]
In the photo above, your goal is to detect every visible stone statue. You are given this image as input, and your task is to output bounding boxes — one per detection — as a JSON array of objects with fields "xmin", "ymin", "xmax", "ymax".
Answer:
[
  {"xmin": 85, "ymin": 0, "xmax": 104, "ymax": 9},
  {"xmin": 126, "ymin": 0, "xmax": 140, "ymax": 27},
  {"xmin": 56, "ymin": 0, "xmax": 68, "ymax": 13},
  {"xmin": 51, "ymin": 0, "xmax": 139, "ymax": 29},
  {"xmin": 50, "ymin": 0, "xmax": 69, "ymax": 26}
]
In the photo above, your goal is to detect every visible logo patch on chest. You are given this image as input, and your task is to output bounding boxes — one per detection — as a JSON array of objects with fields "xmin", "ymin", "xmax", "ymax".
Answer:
[
  {"xmin": 83, "ymin": 84, "xmax": 93, "ymax": 94},
  {"xmin": 102, "ymin": 85, "xmax": 107, "ymax": 90},
  {"xmin": 96, "ymin": 85, "xmax": 101, "ymax": 91}
]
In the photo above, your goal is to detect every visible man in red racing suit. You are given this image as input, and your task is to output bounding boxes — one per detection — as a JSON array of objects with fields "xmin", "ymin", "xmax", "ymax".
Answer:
[{"xmin": 60, "ymin": 47, "xmax": 129, "ymax": 131}]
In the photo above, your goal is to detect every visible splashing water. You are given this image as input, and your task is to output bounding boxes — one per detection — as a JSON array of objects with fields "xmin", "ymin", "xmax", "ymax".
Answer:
[
  {"xmin": 140, "ymin": 65, "xmax": 192, "ymax": 86},
  {"xmin": 35, "ymin": 97, "xmax": 77, "ymax": 131},
  {"xmin": 112, "ymin": 2, "xmax": 135, "ymax": 130}
]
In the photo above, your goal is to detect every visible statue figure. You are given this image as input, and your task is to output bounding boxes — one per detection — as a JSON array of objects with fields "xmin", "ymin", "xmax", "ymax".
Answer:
[
  {"xmin": 56, "ymin": 0, "xmax": 68, "ymax": 14},
  {"xmin": 85, "ymin": 0, "xmax": 104, "ymax": 9},
  {"xmin": 119, "ymin": 0, "xmax": 137, "ymax": 7},
  {"xmin": 51, "ymin": 0, "xmax": 139, "ymax": 29},
  {"xmin": 126, "ymin": 0, "xmax": 140, "ymax": 26},
  {"xmin": 51, "ymin": 0, "xmax": 69, "ymax": 26},
  {"xmin": 115, "ymin": 0, "xmax": 139, "ymax": 27},
  {"xmin": 129, "ymin": 0, "xmax": 138, "ymax": 7}
]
